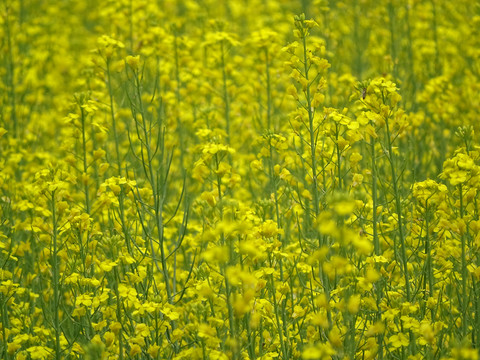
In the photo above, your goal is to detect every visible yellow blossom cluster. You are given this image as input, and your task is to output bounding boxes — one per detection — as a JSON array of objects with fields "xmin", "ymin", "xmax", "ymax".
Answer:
[{"xmin": 1, "ymin": 1, "xmax": 480, "ymax": 359}]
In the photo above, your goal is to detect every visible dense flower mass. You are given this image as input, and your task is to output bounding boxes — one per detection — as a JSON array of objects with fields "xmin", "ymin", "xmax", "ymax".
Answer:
[{"xmin": 1, "ymin": 1, "xmax": 480, "ymax": 359}]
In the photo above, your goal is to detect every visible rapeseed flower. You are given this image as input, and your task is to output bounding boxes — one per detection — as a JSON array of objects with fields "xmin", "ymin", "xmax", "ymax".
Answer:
[{"xmin": 2, "ymin": 2, "xmax": 479, "ymax": 359}]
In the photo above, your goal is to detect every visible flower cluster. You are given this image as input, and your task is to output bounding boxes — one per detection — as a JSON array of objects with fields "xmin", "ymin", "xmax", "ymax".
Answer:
[{"xmin": 1, "ymin": 1, "xmax": 480, "ymax": 359}]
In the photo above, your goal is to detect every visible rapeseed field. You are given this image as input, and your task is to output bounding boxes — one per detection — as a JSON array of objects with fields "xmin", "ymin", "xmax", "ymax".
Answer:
[{"xmin": 1, "ymin": 0, "xmax": 480, "ymax": 359}]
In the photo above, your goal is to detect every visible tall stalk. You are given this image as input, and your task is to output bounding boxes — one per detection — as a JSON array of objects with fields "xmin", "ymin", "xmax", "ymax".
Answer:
[
  {"xmin": 384, "ymin": 113, "xmax": 410, "ymax": 302},
  {"xmin": 459, "ymin": 184, "xmax": 468, "ymax": 337},
  {"xmin": 370, "ymin": 135, "xmax": 384, "ymax": 359},
  {"xmin": 79, "ymin": 106, "xmax": 91, "ymax": 214},
  {"xmin": 4, "ymin": 8, "xmax": 18, "ymax": 138},
  {"xmin": 106, "ymin": 59, "xmax": 122, "ymax": 176},
  {"xmin": 50, "ymin": 190, "xmax": 61, "ymax": 360},
  {"xmin": 301, "ymin": 33, "xmax": 320, "ymax": 218},
  {"xmin": 132, "ymin": 72, "xmax": 172, "ymax": 303},
  {"xmin": 220, "ymin": 41, "xmax": 231, "ymax": 144}
]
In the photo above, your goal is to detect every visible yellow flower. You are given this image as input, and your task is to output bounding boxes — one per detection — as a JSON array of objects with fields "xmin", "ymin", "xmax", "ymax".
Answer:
[
  {"xmin": 26, "ymin": 346, "xmax": 53, "ymax": 360},
  {"xmin": 162, "ymin": 305, "xmax": 180, "ymax": 321},
  {"xmin": 126, "ymin": 55, "xmax": 141, "ymax": 71},
  {"xmin": 118, "ymin": 283, "xmax": 138, "ymax": 302},
  {"xmin": 388, "ymin": 333, "xmax": 409, "ymax": 349},
  {"xmin": 98, "ymin": 259, "xmax": 118, "ymax": 272},
  {"xmin": 198, "ymin": 323, "xmax": 216, "ymax": 339},
  {"xmin": 302, "ymin": 343, "xmax": 336, "ymax": 359},
  {"xmin": 200, "ymin": 191, "xmax": 217, "ymax": 207},
  {"xmin": 292, "ymin": 305, "xmax": 306, "ymax": 319},
  {"xmin": 72, "ymin": 306, "xmax": 86, "ymax": 317},
  {"xmin": 76, "ymin": 293, "xmax": 92, "ymax": 307},
  {"xmin": 104, "ymin": 331, "xmax": 115, "ymax": 347},
  {"xmin": 333, "ymin": 200, "xmax": 356, "ymax": 216},
  {"xmin": 110, "ymin": 322, "xmax": 122, "ymax": 334},
  {"xmin": 7, "ymin": 342, "xmax": 21, "ymax": 355},
  {"xmin": 129, "ymin": 344, "xmax": 142, "ymax": 357},
  {"xmin": 96, "ymin": 35, "xmax": 125, "ymax": 59},
  {"xmin": 347, "ymin": 295, "xmax": 361, "ymax": 314},
  {"xmin": 148, "ymin": 344, "xmax": 160, "ymax": 358},
  {"xmin": 258, "ymin": 220, "xmax": 283, "ymax": 238}
]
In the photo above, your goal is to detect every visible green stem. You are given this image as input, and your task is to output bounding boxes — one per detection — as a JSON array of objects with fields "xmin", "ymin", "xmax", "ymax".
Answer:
[
  {"xmin": 106, "ymin": 60, "xmax": 122, "ymax": 175},
  {"xmin": 268, "ymin": 271, "xmax": 288, "ymax": 360},
  {"xmin": 246, "ymin": 315, "xmax": 256, "ymax": 360},
  {"xmin": 385, "ymin": 115, "xmax": 410, "ymax": 302},
  {"xmin": 224, "ymin": 275, "xmax": 237, "ymax": 359},
  {"xmin": 474, "ymin": 278, "xmax": 480, "ymax": 349},
  {"xmin": 404, "ymin": 1, "xmax": 416, "ymax": 111},
  {"xmin": 4, "ymin": 10, "xmax": 18, "ymax": 138},
  {"xmin": 335, "ymin": 123, "xmax": 342, "ymax": 189},
  {"xmin": 1, "ymin": 294, "xmax": 10, "ymax": 360},
  {"xmin": 424, "ymin": 202, "xmax": 434, "ymax": 320},
  {"xmin": 113, "ymin": 269, "xmax": 124, "ymax": 360},
  {"xmin": 353, "ymin": 3, "xmax": 363, "ymax": 79},
  {"xmin": 301, "ymin": 33, "xmax": 319, "ymax": 218},
  {"xmin": 214, "ymin": 155, "xmax": 237, "ymax": 358},
  {"xmin": 51, "ymin": 191, "xmax": 61, "ymax": 360},
  {"xmin": 265, "ymin": 48, "xmax": 272, "ymax": 131},
  {"xmin": 388, "ymin": 0, "xmax": 398, "ymax": 79},
  {"xmin": 129, "ymin": 0, "xmax": 134, "ymax": 52},
  {"xmin": 220, "ymin": 42, "xmax": 231, "ymax": 144},
  {"xmin": 371, "ymin": 136, "xmax": 383, "ymax": 359},
  {"xmin": 174, "ymin": 31, "xmax": 185, "ymax": 172},
  {"xmin": 135, "ymin": 73, "xmax": 172, "ymax": 303},
  {"xmin": 106, "ymin": 62, "xmax": 134, "ymax": 260},
  {"xmin": 431, "ymin": 0, "xmax": 440, "ymax": 75},
  {"xmin": 79, "ymin": 107, "xmax": 91, "ymax": 214},
  {"xmin": 459, "ymin": 184, "xmax": 468, "ymax": 337}
]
